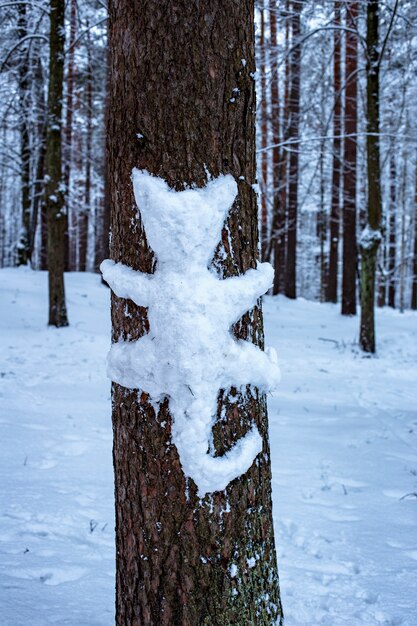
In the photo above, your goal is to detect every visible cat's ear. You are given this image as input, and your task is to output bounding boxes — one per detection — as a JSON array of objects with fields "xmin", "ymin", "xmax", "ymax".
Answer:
[
  {"xmin": 132, "ymin": 168, "xmax": 171, "ymax": 222},
  {"xmin": 202, "ymin": 175, "xmax": 237, "ymax": 218}
]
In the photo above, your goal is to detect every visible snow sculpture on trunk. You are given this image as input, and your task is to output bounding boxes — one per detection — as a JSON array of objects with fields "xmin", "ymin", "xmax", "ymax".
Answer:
[{"xmin": 101, "ymin": 170, "xmax": 280, "ymax": 496}]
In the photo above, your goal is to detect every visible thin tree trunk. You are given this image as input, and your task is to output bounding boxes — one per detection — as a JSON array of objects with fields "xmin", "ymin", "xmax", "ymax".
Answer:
[
  {"xmin": 260, "ymin": 0, "xmax": 268, "ymax": 260},
  {"xmin": 63, "ymin": 0, "xmax": 77, "ymax": 271},
  {"xmin": 29, "ymin": 55, "xmax": 47, "ymax": 264},
  {"xmin": 108, "ymin": 0, "xmax": 282, "ymax": 623},
  {"xmin": 317, "ymin": 41, "xmax": 327, "ymax": 301},
  {"xmin": 94, "ymin": 45, "xmax": 110, "ymax": 274},
  {"xmin": 388, "ymin": 153, "xmax": 396, "ymax": 307},
  {"xmin": 359, "ymin": 0, "xmax": 382, "ymax": 352},
  {"xmin": 398, "ymin": 137, "xmax": 407, "ymax": 314},
  {"xmin": 412, "ymin": 153, "xmax": 417, "ymax": 310},
  {"xmin": 271, "ymin": 0, "xmax": 290, "ymax": 295},
  {"xmin": 285, "ymin": 0, "xmax": 301, "ymax": 299},
  {"xmin": 326, "ymin": 0, "xmax": 341, "ymax": 303},
  {"xmin": 46, "ymin": 0, "xmax": 68, "ymax": 327},
  {"xmin": 269, "ymin": 0, "xmax": 284, "ymax": 294},
  {"xmin": 341, "ymin": 0, "xmax": 358, "ymax": 315},
  {"xmin": 17, "ymin": 3, "xmax": 31, "ymax": 265},
  {"xmin": 79, "ymin": 33, "xmax": 93, "ymax": 273}
]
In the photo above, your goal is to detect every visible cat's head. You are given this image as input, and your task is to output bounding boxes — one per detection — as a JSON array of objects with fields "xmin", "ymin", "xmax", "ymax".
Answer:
[{"xmin": 132, "ymin": 169, "xmax": 237, "ymax": 270}]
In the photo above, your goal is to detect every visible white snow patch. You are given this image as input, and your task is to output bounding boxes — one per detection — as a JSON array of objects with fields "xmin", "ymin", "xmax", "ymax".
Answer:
[{"xmin": 360, "ymin": 226, "xmax": 382, "ymax": 250}]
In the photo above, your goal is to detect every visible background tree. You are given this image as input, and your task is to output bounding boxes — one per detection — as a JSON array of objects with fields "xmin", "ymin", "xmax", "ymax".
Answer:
[
  {"xmin": 341, "ymin": 0, "xmax": 358, "ymax": 316},
  {"xmin": 45, "ymin": 0, "xmax": 68, "ymax": 327},
  {"xmin": 412, "ymin": 155, "xmax": 417, "ymax": 310},
  {"xmin": 325, "ymin": 0, "xmax": 342, "ymax": 303},
  {"xmin": 285, "ymin": 0, "xmax": 302, "ymax": 299},
  {"xmin": 1, "ymin": 0, "xmax": 416, "ymax": 318}
]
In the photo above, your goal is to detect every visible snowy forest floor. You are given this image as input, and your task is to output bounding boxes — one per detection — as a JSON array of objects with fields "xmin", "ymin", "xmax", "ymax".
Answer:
[{"xmin": 1, "ymin": 268, "xmax": 416, "ymax": 626}]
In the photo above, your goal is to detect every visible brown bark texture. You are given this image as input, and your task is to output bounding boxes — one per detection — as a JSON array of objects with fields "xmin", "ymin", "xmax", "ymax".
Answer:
[
  {"xmin": 285, "ymin": 0, "xmax": 302, "ymax": 299},
  {"xmin": 270, "ymin": 0, "xmax": 286, "ymax": 296},
  {"xmin": 341, "ymin": 0, "xmax": 358, "ymax": 316},
  {"xmin": 108, "ymin": 1, "xmax": 282, "ymax": 624},
  {"xmin": 325, "ymin": 1, "xmax": 341, "ymax": 303},
  {"xmin": 46, "ymin": 0, "xmax": 68, "ymax": 327},
  {"xmin": 360, "ymin": 0, "xmax": 382, "ymax": 353},
  {"xmin": 260, "ymin": 1, "xmax": 269, "ymax": 261}
]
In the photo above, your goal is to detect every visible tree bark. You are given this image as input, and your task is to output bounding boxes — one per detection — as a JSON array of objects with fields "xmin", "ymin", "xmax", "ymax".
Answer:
[
  {"xmin": 94, "ymin": 44, "xmax": 110, "ymax": 274},
  {"xmin": 108, "ymin": 0, "xmax": 282, "ymax": 623},
  {"xmin": 78, "ymin": 30, "xmax": 93, "ymax": 273},
  {"xmin": 412, "ymin": 153, "xmax": 417, "ymax": 310},
  {"xmin": 260, "ymin": 0, "xmax": 269, "ymax": 261},
  {"xmin": 341, "ymin": 0, "xmax": 358, "ymax": 315},
  {"xmin": 63, "ymin": 0, "xmax": 77, "ymax": 272},
  {"xmin": 29, "ymin": 55, "xmax": 47, "ymax": 265},
  {"xmin": 359, "ymin": 0, "xmax": 382, "ymax": 352},
  {"xmin": 270, "ymin": 0, "xmax": 287, "ymax": 295},
  {"xmin": 46, "ymin": 0, "xmax": 68, "ymax": 327},
  {"xmin": 285, "ymin": 0, "xmax": 301, "ymax": 299},
  {"xmin": 326, "ymin": 1, "xmax": 341, "ymax": 303},
  {"xmin": 388, "ymin": 153, "xmax": 396, "ymax": 308},
  {"xmin": 16, "ymin": 3, "xmax": 31, "ymax": 266}
]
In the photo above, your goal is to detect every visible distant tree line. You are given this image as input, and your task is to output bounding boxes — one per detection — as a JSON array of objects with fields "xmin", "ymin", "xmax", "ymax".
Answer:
[
  {"xmin": 257, "ymin": 0, "xmax": 417, "ymax": 351},
  {"xmin": 0, "ymin": 0, "xmax": 416, "ymax": 348}
]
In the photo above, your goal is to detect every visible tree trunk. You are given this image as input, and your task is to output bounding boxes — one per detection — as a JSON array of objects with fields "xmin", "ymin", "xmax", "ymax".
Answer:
[
  {"xmin": 341, "ymin": 0, "xmax": 358, "ymax": 315},
  {"xmin": 359, "ymin": 0, "xmax": 382, "ymax": 352},
  {"xmin": 108, "ymin": 0, "xmax": 282, "ymax": 623},
  {"xmin": 398, "ymin": 136, "xmax": 408, "ymax": 314},
  {"xmin": 94, "ymin": 46, "xmax": 111, "ymax": 274},
  {"xmin": 29, "ymin": 55, "xmax": 47, "ymax": 265},
  {"xmin": 260, "ymin": 0, "xmax": 268, "ymax": 260},
  {"xmin": 285, "ymin": 0, "xmax": 301, "ymax": 299},
  {"xmin": 412, "ymin": 153, "xmax": 417, "ymax": 310},
  {"xmin": 16, "ymin": 3, "xmax": 31, "ymax": 266},
  {"xmin": 79, "ymin": 32, "xmax": 93, "ymax": 273},
  {"xmin": 326, "ymin": 1, "xmax": 341, "ymax": 303},
  {"xmin": 270, "ymin": 0, "xmax": 287, "ymax": 295},
  {"xmin": 269, "ymin": 1, "xmax": 280, "ymax": 248},
  {"xmin": 388, "ymin": 153, "xmax": 396, "ymax": 308},
  {"xmin": 46, "ymin": 0, "xmax": 68, "ymax": 327},
  {"xmin": 63, "ymin": 0, "xmax": 77, "ymax": 272}
]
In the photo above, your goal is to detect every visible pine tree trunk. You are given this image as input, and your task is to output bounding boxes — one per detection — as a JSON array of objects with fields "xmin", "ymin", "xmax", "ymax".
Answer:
[
  {"xmin": 285, "ymin": 0, "xmax": 301, "ymax": 299},
  {"xmin": 17, "ymin": 3, "xmax": 31, "ymax": 266},
  {"xmin": 398, "ymin": 137, "xmax": 408, "ymax": 314},
  {"xmin": 63, "ymin": 0, "xmax": 77, "ymax": 272},
  {"xmin": 388, "ymin": 153, "xmax": 396, "ymax": 308},
  {"xmin": 326, "ymin": 1, "xmax": 341, "ymax": 303},
  {"xmin": 29, "ymin": 55, "xmax": 47, "ymax": 264},
  {"xmin": 108, "ymin": 0, "xmax": 282, "ymax": 623},
  {"xmin": 46, "ymin": 0, "xmax": 68, "ymax": 327},
  {"xmin": 270, "ymin": 0, "xmax": 287, "ymax": 296},
  {"xmin": 341, "ymin": 1, "xmax": 358, "ymax": 315},
  {"xmin": 359, "ymin": 0, "xmax": 382, "ymax": 352},
  {"xmin": 260, "ymin": 0, "xmax": 269, "ymax": 261},
  {"xmin": 94, "ymin": 46, "xmax": 110, "ymax": 274},
  {"xmin": 79, "ymin": 38, "xmax": 93, "ymax": 273},
  {"xmin": 412, "ymin": 154, "xmax": 417, "ymax": 310}
]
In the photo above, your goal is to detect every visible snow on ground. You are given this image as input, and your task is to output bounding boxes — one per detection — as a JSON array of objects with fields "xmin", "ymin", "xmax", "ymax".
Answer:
[{"xmin": 0, "ymin": 267, "xmax": 416, "ymax": 625}]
